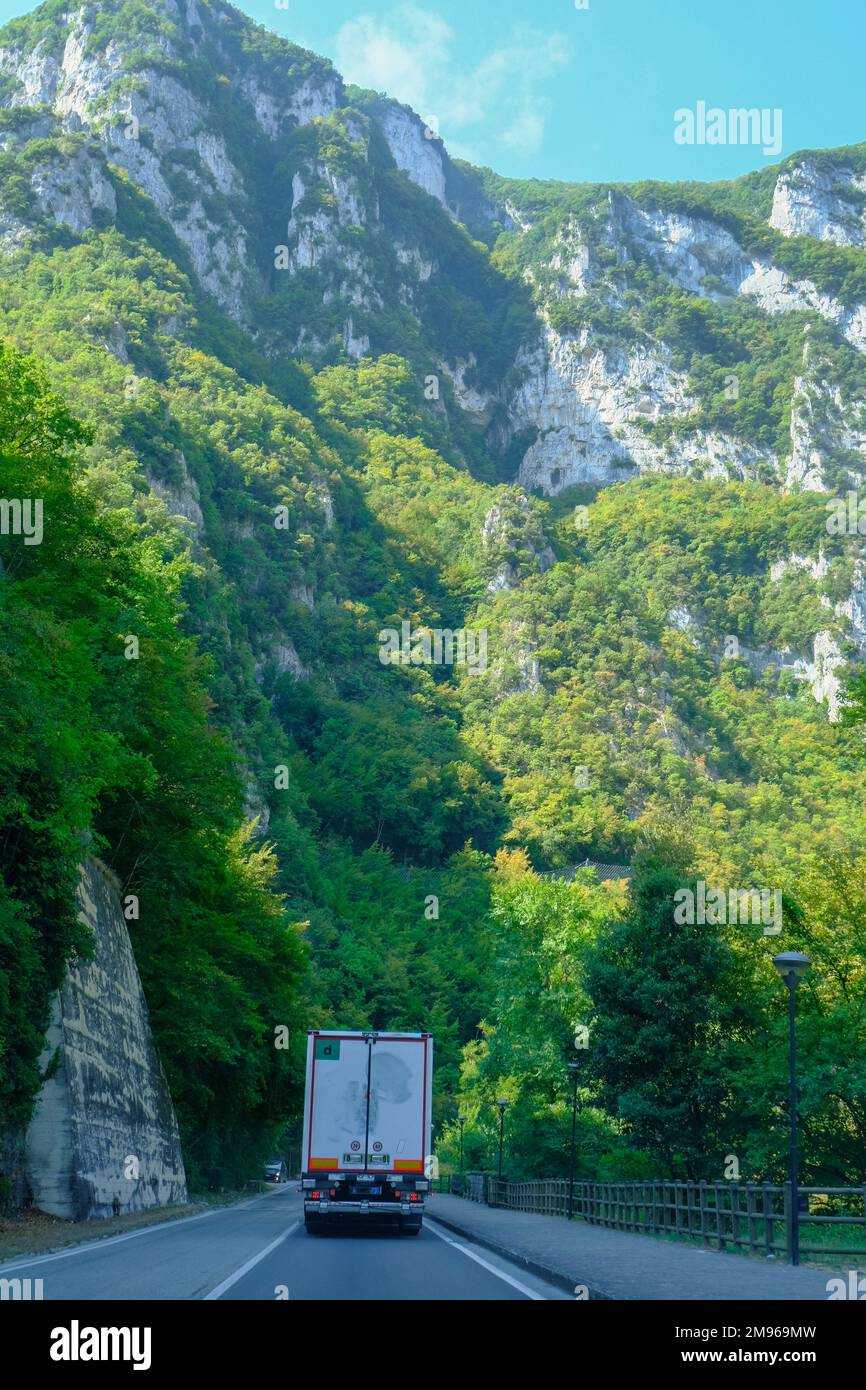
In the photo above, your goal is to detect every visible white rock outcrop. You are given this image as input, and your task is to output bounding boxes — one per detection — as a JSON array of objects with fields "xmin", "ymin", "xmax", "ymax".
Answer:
[
  {"xmin": 619, "ymin": 198, "xmax": 866, "ymax": 355},
  {"xmin": 25, "ymin": 860, "xmax": 187, "ymax": 1220},
  {"xmin": 755, "ymin": 554, "xmax": 866, "ymax": 721},
  {"xmin": 509, "ymin": 330, "xmax": 774, "ymax": 494},
  {"xmin": 378, "ymin": 105, "xmax": 448, "ymax": 209},
  {"xmin": 770, "ymin": 160, "xmax": 866, "ymax": 249},
  {"xmin": 30, "ymin": 143, "xmax": 117, "ymax": 233}
]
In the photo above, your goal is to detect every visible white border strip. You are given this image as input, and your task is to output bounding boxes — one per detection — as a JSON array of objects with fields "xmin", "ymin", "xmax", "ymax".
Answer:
[
  {"xmin": 0, "ymin": 1208, "xmax": 220, "ymax": 1275},
  {"xmin": 0, "ymin": 1188, "xmax": 288, "ymax": 1276},
  {"xmin": 425, "ymin": 1219, "xmax": 546, "ymax": 1300}
]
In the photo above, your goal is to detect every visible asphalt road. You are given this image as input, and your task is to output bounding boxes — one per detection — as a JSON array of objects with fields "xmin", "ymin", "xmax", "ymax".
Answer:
[{"xmin": 0, "ymin": 1189, "xmax": 567, "ymax": 1301}]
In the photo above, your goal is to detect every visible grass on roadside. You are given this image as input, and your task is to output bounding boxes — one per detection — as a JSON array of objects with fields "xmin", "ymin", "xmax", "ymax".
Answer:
[{"xmin": 0, "ymin": 1184, "xmax": 292, "ymax": 1263}]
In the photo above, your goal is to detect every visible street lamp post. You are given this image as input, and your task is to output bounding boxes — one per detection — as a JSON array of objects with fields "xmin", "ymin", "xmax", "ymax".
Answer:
[
  {"xmin": 773, "ymin": 952, "xmax": 811, "ymax": 1266},
  {"xmin": 567, "ymin": 1060, "xmax": 580, "ymax": 1220},
  {"xmin": 458, "ymin": 1114, "xmax": 466, "ymax": 1180},
  {"xmin": 495, "ymin": 1100, "xmax": 508, "ymax": 1182}
]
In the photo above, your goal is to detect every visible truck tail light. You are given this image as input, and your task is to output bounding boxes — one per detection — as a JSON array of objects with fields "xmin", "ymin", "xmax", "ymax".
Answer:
[
  {"xmin": 408, "ymin": 1192, "xmax": 420, "ymax": 1202},
  {"xmin": 310, "ymin": 1190, "xmax": 321, "ymax": 1200},
  {"xmin": 329, "ymin": 1188, "xmax": 337, "ymax": 1198}
]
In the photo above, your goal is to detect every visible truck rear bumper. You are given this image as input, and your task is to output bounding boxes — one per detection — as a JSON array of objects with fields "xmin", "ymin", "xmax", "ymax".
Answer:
[{"xmin": 305, "ymin": 1200, "xmax": 425, "ymax": 1215}]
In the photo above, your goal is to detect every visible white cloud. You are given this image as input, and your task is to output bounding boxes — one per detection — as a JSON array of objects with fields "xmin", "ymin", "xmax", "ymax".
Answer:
[
  {"xmin": 333, "ymin": 6, "xmax": 570, "ymax": 163},
  {"xmin": 502, "ymin": 108, "xmax": 546, "ymax": 158},
  {"xmin": 334, "ymin": 5, "xmax": 450, "ymax": 113}
]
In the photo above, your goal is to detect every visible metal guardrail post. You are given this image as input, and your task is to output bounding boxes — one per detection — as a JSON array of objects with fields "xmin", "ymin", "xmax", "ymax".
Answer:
[
  {"xmin": 784, "ymin": 1181, "xmax": 794, "ymax": 1263},
  {"xmin": 745, "ymin": 1183, "xmax": 756, "ymax": 1253},
  {"xmin": 762, "ymin": 1182, "xmax": 774, "ymax": 1256}
]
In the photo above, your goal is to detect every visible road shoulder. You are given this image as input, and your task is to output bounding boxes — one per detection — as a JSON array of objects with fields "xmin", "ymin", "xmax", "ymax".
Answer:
[{"xmin": 427, "ymin": 1194, "xmax": 843, "ymax": 1301}]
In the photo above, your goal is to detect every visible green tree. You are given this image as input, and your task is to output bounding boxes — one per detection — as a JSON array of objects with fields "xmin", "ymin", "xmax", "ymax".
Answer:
[{"xmin": 583, "ymin": 846, "xmax": 746, "ymax": 1179}]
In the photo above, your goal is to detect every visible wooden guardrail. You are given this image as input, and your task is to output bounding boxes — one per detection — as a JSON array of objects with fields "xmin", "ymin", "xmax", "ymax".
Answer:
[{"xmin": 452, "ymin": 1175, "xmax": 866, "ymax": 1261}]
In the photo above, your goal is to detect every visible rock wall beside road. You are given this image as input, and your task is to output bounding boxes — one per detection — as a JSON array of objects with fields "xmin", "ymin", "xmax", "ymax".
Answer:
[{"xmin": 22, "ymin": 858, "xmax": 187, "ymax": 1220}]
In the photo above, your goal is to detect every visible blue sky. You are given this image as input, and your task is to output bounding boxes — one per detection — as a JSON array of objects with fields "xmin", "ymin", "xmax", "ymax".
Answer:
[{"xmin": 0, "ymin": 0, "xmax": 863, "ymax": 184}]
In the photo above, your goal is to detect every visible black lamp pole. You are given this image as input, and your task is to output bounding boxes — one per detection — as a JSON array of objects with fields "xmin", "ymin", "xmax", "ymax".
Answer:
[
  {"xmin": 458, "ymin": 1114, "xmax": 466, "ymax": 1177},
  {"xmin": 567, "ymin": 1060, "xmax": 580, "ymax": 1220},
  {"xmin": 773, "ymin": 952, "xmax": 811, "ymax": 1266},
  {"xmin": 496, "ymin": 1100, "xmax": 507, "ymax": 1180}
]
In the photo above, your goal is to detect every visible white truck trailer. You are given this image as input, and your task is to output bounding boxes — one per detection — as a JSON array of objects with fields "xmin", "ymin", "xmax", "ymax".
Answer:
[{"xmin": 301, "ymin": 1030, "xmax": 433, "ymax": 1235}]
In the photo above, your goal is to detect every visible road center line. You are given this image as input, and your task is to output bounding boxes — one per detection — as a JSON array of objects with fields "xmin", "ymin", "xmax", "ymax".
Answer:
[
  {"xmin": 425, "ymin": 1219, "xmax": 546, "ymax": 1300},
  {"xmin": 203, "ymin": 1222, "xmax": 300, "ymax": 1300}
]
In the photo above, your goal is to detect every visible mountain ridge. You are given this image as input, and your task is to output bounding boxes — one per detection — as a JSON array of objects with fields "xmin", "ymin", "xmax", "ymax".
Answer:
[
  {"xmin": 2, "ymin": 0, "xmax": 866, "ymax": 1187},
  {"xmin": 3, "ymin": 0, "xmax": 866, "ymax": 502}
]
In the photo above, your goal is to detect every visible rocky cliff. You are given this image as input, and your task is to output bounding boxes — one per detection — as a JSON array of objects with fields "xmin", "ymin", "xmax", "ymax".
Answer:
[
  {"xmin": 2, "ymin": 2, "xmax": 864, "ymax": 503},
  {"xmin": 22, "ymin": 859, "xmax": 187, "ymax": 1220},
  {"xmin": 1, "ymin": 3, "xmax": 864, "ymax": 723}
]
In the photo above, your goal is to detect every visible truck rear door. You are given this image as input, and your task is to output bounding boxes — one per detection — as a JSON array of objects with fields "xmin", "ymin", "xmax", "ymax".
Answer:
[{"xmin": 305, "ymin": 1033, "xmax": 431, "ymax": 1176}]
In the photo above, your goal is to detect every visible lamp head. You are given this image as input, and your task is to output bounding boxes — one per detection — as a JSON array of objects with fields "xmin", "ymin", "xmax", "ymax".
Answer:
[{"xmin": 773, "ymin": 952, "xmax": 811, "ymax": 986}]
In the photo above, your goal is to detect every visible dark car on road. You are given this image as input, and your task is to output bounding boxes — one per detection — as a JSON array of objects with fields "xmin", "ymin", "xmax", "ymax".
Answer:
[{"xmin": 264, "ymin": 1158, "xmax": 288, "ymax": 1184}]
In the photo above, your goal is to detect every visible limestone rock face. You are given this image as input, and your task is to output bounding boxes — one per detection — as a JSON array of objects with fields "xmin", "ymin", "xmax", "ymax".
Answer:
[
  {"xmin": 0, "ymin": 1128, "xmax": 27, "ymax": 1207},
  {"xmin": 619, "ymin": 196, "xmax": 866, "ymax": 353},
  {"xmin": 378, "ymin": 104, "xmax": 448, "ymax": 209},
  {"xmin": 24, "ymin": 859, "xmax": 187, "ymax": 1221},
  {"xmin": 483, "ymin": 180, "xmax": 866, "ymax": 495},
  {"xmin": 664, "ymin": 553, "xmax": 866, "ymax": 725},
  {"xmin": 770, "ymin": 160, "xmax": 866, "ymax": 248}
]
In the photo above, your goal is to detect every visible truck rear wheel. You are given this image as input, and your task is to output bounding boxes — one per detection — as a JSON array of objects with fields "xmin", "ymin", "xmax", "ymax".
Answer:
[
  {"xmin": 400, "ymin": 1219, "xmax": 422, "ymax": 1235},
  {"xmin": 305, "ymin": 1216, "xmax": 325, "ymax": 1235}
]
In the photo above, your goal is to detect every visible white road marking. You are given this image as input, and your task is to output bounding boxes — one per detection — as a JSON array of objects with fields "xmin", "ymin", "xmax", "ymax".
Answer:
[
  {"xmin": 425, "ymin": 1219, "xmax": 546, "ymax": 1300},
  {"xmin": 0, "ymin": 1208, "xmax": 220, "ymax": 1274},
  {"xmin": 237, "ymin": 1182, "xmax": 299, "ymax": 1209},
  {"xmin": 203, "ymin": 1222, "xmax": 300, "ymax": 1300},
  {"xmin": 0, "ymin": 1188, "xmax": 292, "ymax": 1276}
]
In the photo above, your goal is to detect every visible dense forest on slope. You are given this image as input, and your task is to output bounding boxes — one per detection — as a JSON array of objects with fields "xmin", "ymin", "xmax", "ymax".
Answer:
[
  {"xmin": 0, "ymin": 343, "xmax": 309, "ymax": 1180},
  {"xmin": 1, "ymin": 0, "xmax": 865, "ymax": 1189}
]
